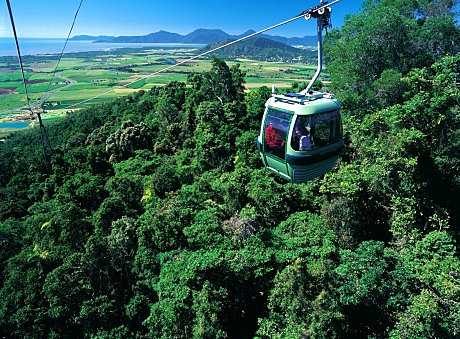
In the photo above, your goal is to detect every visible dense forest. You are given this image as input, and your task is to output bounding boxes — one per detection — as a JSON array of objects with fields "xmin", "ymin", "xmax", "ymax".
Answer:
[{"xmin": 1, "ymin": 0, "xmax": 459, "ymax": 338}]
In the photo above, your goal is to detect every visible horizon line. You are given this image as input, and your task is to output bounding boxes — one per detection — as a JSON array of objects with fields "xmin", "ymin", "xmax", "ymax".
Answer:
[{"xmin": 0, "ymin": 28, "xmax": 315, "ymax": 40}]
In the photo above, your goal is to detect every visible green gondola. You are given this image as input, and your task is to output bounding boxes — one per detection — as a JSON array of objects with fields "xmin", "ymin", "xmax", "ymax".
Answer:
[
  {"xmin": 257, "ymin": 92, "xmax": 343, "ymax": 183},
  {"xmin": 257, "ymin": 0, "xmax": 343, "ymax": 183}
]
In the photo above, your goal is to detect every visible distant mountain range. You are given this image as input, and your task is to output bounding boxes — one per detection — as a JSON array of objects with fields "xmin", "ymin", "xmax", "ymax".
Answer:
[{"xmin": 70, "ymin": 29, "xmax": 318, "ymax": 46}]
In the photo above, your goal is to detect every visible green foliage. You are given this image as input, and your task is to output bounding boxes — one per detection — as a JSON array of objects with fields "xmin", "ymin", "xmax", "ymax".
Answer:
[
  {"xmin": 390, "ymin": 231, "xmax": 460, "ymax": 337},
  {"xmin": 183, "ymin": 208, "xmax": 226, "ymax": 249},
  {"xmin": 243, "ymin": 86, "xmax": 271, "ymax": 130},
  {"xmin": 1, "ymin": 20, "xmax": 460, "ymax": 337},
  {"xmin": 257, "ymin": 213, "xmax": 343, "ymax": 338},
  {"xmin": 192, "ymin": 281, "xmax": 228, "ymax": 339},
  {"xmin": 0, "ymin": 219, "xmax": 23, "ymax": 285},
  {"xmin": 325, "ymin": 0, "xmax": 460, "ymax": 113},
  {"xmin": 335, "ymin": 242, "xmax": 390, "ymax": 336},
  {"xmin": 188, "ymin": 57, "xmax": 246, "ymax": 105},
  {"xmin": 106, "ymin": 120, "xmax": 154, "ymax": 161},
  {"xmin": 0, "ymin": 248, "xmax": 51, "ymax": 337},
  {"xmin": 193, "ymin": 101, "xmax": 232, "ymax": 171}
]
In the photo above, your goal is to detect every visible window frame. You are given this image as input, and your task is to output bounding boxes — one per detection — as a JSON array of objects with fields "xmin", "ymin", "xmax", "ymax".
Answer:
[
  {"xmin": 263, "ymin": 107, "xmax": 293, "ymax": 161},
  {"xmin": 310, "ymin": 109, "xmax": 342, "ymax": 148}
]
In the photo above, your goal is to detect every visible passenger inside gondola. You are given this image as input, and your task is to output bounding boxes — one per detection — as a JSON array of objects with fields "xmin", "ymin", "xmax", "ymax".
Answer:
[
  {"xmin": 291, "ymin": 117, "xmax": 312, "ymax": 151},
  {"xmin": 264, "ymin": 118, "xmax": 287, "ymax": 159}
]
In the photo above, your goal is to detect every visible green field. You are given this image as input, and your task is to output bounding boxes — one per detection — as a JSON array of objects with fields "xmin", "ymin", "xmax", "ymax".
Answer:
[{"xmin": 0, "ymin": 47, "xmax": 326, "ymax": 123}]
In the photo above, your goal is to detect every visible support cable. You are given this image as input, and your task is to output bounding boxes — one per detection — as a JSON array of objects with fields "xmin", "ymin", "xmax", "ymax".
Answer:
[
  {"xmin": 5, "ymin": 0, "xmax": 32, "ymax": 111},
  {"xmin": 4, "ymin": 0, "xmax": 340, "ymax": 113},
  {"xmin": 6, "ymin": 0, "xmax": 50, "ymax": 171},
  {"xmin": 64, "ymin": 13, "xmax": 306, "ymax": 109},
  {"xmin": 40, "ymin": 0, "xmax": 84, "ymax": 103}
]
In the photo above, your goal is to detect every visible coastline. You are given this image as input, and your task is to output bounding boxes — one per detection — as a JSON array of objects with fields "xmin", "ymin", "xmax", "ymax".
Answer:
[{"xmin": 0, "ymin": 38, "xmax": 204, "ymax": 57}]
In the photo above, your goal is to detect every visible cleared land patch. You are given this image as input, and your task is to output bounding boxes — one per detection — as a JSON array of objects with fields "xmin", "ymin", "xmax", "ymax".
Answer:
[
  {"xmin": 0, "ymin": 47, "xmax": 327, "ymax": 128},
  {"xmin": 0, "ymin": 87, "xmax": 16, "ymax": 95},
  {"xmin": 25, "ymin": 79, "xmax": 48, "ymax": 84}
]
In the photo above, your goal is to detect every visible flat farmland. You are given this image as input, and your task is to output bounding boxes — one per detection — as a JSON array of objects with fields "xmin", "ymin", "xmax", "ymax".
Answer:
[{"xmin": 0, "ymin": 47, "xmax": 326, "ymax": 121}]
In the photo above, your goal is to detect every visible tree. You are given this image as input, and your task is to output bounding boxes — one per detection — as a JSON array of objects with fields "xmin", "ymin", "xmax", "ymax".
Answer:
[
  {"xmin": 258, "ymin": 212, "xmax": 343, "ymax": 338},
  {"xmin": 193, "ymin": 101, "xmax": 232, "ymax": 172},
  {"xmin": 192, "ymin": 281, "xmax": 228, "ymax": 339},
  {"xmin": 188, "ymin": 58, "xmax": 246, "ymax": 105},
  {"xmin": 105, "ymin": 121, "xmax": 154, "ymax": 161},
  {"xmin": 389, "ymin": 231, "xmax": 460, "ymax": 337},
  {"xmin": 335, "ymin": 241, "xmax": 390, "ymax": 337},
  {"xmin": 0, "ymin": 219, "xmax": 24, "ymax": 286},
  {"xmin": 42, "ymin": 253, "xmax": 89, "ymax": 337},
  {"xmin": 203, "ymin": 58, "xmax": 245, "ymax": 104},
  {"xmin": 0, "ymin": 248, "xmax": 52, "ymax": 337},
  {"xmin": 321, "ymin": 53, "xmax": 460, "ymax": 243},
  {"xmin": 325, "ymin": 0, "xmax": 460, "ymax": 113}
]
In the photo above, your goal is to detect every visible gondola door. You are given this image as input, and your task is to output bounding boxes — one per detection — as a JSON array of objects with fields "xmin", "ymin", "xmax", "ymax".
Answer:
[{"xmin": 262, "ymin": 108, "xmax": 292, "ymax": 180}]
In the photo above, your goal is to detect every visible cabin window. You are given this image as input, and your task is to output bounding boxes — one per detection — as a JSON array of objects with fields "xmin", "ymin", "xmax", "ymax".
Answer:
[
  {"xmin": 291, "ymin": 110, "xmax": 342, "ymax": 151},
  {"xmin": 310, "ymin": 110, "xmax": 342, "ymax": 147},
  {"xmin": 291, "ymin": 116, "xmax": 313, "ymax": 151},
  {"xmin": 264, "ymin": 108, "xmax": 291, "ymax": 159}
]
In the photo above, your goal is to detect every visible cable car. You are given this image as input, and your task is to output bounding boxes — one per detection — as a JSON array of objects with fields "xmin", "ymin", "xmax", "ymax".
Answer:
[
  {"xmin": 257, "ymin": 91, "xmax": 343, "ymax": 183},
  {"xmin": 257, "ymin": 0, "xmax": 343, "ymax": 183}
]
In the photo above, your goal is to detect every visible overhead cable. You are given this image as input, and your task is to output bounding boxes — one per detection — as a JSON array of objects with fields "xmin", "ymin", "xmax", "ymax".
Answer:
[
  {"xmin": 65, "ymin": 12, "xmax": 306, "ymax": 109},
  {"xmin": 5, "ymin": 0, "xmax": 32, "ymax": 112},
  {"xmin": 40, "ymin": 0, "xmax": 84, "ymax": 103},
  {"xmin": 5, "ymin": 0, "xmax": 50, "ymax": 170}
]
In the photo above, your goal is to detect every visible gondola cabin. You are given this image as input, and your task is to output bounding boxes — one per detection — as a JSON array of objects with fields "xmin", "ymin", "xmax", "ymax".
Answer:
[{"xmin": 257, "ymin": 91, "xmax": 343, "ymax": 183}]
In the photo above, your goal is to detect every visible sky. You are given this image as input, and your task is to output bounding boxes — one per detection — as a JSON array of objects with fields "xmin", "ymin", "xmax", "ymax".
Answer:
[{"xmin": 0, "ymin": 0, "xmax": 365, "ymax": 39}]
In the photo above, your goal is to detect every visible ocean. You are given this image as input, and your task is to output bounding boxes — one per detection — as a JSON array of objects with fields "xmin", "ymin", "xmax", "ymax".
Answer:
[
  {"xmin": 0, "ymin": 121, "xmax": 30, "ymax": 129},
  {"xmin": 0, "ymin": 38, "xmax": 203, "ymax": 57}
]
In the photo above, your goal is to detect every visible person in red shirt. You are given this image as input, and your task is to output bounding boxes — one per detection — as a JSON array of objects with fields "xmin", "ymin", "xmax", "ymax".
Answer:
[{"xmin": 265, "ymin": 123, "xmax": 278, "ymax": 148}]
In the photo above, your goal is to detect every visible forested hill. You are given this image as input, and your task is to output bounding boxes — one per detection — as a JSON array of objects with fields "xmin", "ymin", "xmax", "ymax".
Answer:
[
  {"xmin": 201, "ymin": 37, "xmax": 312, "ymax": 62},
  {"xmin": 1, "ymin": 1, "xmax": 460, "ymax": 338}
]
